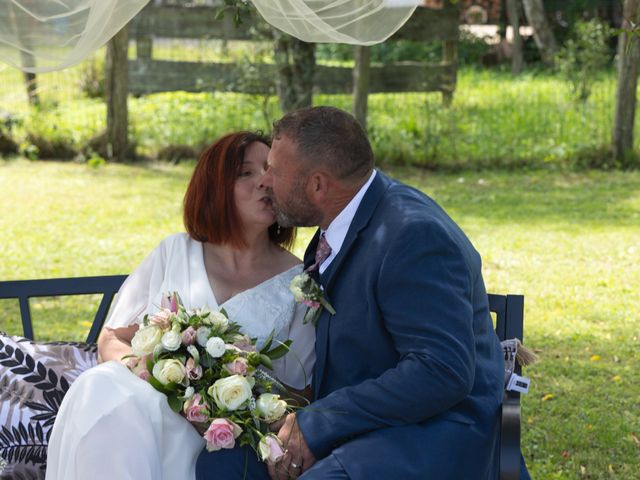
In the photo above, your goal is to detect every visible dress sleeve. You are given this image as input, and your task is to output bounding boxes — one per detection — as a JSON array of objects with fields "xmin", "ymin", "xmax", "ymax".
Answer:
[
  {"xmin": 104, "ymin": 241, "xmax": 168, "ymax": 329},
  {"xmin": 271, "ymin": 302, "xmax": 316, "ymax": 390}
]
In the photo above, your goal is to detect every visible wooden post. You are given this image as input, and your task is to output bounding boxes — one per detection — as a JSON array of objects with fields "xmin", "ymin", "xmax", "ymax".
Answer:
[
  {"xmin": 106, "ymin": 27, "xmax": 129, "ymax": 162},
  {"xmin": 522, "ymin": 0, "xmax": 557, "ymax": 65},
  {"xmin": 352, "ymin": 46, "xmax": 370, "ymax": 130},
  {"xmin": 507, "ymin": 0, "xmax": 523, "ymax": 75},
  {"xmin": 442, "ymin": 40, "xmax": 457, "ymax": 106},
  {"xmin": 612, "ymin": 0, "xmax": 640, "ymax": 163}
]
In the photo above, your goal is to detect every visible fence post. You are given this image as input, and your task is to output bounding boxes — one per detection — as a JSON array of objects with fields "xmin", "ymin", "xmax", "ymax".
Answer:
[
  {"xmin": 106, "ymin": 27, "xmax": 129, "ymax": 162},
  {"xmin": 442, "ymin": 40, "xmax": 457, "ymax": 106},
  {"xmin": 353, "ymin": 46, "xmax": 370, "ymax": 130}
]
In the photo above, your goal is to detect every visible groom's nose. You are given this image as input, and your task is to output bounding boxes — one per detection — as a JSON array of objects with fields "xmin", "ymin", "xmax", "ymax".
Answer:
[{"xmin": 259, "ymin": 168, "xmax": 273, "ymax": 190}]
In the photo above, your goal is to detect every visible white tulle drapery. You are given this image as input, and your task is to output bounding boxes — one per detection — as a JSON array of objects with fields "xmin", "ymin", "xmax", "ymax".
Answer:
[
  {"xmin": 0, "ymin": 0, "xmax": 148, "ymax": 73},
  {"xmin": 251, "ymin": 0, "xmax": 420, "ymax": 45},
  {"xmin": 0, "ymin": 0, "xmax": 421, "ymax": 73}
]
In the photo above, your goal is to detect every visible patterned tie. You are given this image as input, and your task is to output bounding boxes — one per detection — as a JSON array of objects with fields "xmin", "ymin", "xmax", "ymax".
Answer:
[{"xmin": 306, "ymin": 232, "xmax": 332, "ymax": 273}]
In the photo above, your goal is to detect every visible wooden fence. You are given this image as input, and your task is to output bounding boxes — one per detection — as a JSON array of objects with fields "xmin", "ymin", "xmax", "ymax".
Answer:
[
  {"xmin": 106, "ymin": 2, "xmax": 459, "ymax": 159},
  {"xmin": 126, "ymin": 3, "xmax": 459, "ymax": 98}
]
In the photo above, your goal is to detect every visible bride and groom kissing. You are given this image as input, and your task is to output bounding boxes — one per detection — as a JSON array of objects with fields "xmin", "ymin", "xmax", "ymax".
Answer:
[{"xmin": 46, "ymin": 106, "xmax": 529, "ymax": 480}]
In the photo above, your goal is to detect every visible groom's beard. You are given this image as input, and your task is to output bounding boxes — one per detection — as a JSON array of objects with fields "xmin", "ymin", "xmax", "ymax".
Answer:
[{"xmin": 269, "ymin": 180, "xmax": 322, "ymax": 228}]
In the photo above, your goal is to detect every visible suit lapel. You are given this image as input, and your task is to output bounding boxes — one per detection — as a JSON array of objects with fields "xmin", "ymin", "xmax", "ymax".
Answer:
[{"xmin": 313, "ymin": 171, "xmax": 391, "ymax": 397}]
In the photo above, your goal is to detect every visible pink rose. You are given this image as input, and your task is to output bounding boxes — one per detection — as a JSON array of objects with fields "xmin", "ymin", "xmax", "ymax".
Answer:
[
  {"xmin": 224, "ymin": 358, "xmax": 248, "ymax": 376},
  {"xmin": 160, "ymin": 293, "xmax": 179, "ymax": 313},
  {"xmin": 170, "ymin": 293, "xmax": 178, "ymax": 313},
  {"xmin": 233, "ymin": 335, "xmax": 256, "ymax": 353},
  {"xmin": 203, "ymin": 418, "xmax": 242, "ymax": 452},
  {"xmin": 258, "ymin": 434, "xmax": 286, "ymax": 464},
  {"xmin": 184, "ymin": 393, "xmax": 209, "ymax": 423},
  {"xmin": 148, "ymin": 309, "xmax": 172, "ymax": 330},
  {"xmin": 186, "ymin": 357, "xmax": 203, "ymax": 381},
  {"xmin": 302, "ymin": 299, "xmax": 320, "ymax": 309},
  {"xmin": 182, "ymin": 326, "xmax": 197, "ymax": 346}
]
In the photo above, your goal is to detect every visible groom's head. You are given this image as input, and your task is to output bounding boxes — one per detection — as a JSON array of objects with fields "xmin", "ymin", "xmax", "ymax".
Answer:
[{"xmin": 263, "ymin": 106, "xmax": 374, "ymax": 229}]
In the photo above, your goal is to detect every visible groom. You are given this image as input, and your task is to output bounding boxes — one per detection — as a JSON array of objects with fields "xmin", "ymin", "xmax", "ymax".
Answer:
[{"xmin": 260, "ymin": 106, "xmax": 529, "ymax": 480}]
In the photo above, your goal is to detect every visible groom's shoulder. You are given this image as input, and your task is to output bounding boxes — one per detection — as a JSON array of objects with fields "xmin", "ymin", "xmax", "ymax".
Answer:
[{"xmin": 376, "ymin": 173, "xmax": 442, "ymax": 216}]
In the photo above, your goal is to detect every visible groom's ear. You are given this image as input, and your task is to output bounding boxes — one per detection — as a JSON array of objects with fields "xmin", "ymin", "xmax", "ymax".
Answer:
[{"xmin": 308, "ymin": 171, "xmax": 331, "ymax": 201}]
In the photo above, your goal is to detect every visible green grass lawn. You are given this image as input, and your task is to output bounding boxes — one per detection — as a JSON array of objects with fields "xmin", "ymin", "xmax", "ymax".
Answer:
[{"xmin": 1, "ymin": 158, "xmax": 639, "ymax": 478}]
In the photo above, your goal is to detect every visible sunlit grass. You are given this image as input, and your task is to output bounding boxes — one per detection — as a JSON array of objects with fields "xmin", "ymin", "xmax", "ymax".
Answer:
[
  {"xmin": 1, "ymin": 159, "xmax": 638, "ymax": 478},
  {"xmin": 0, "ymin": 58, "xmax": 632, "ymax": 168}
]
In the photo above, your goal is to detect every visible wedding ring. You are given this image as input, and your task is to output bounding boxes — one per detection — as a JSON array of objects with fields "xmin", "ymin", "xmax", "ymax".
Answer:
[{"xmin": 291, "ymin": 462, "xmax": 300, "ymax": 469}]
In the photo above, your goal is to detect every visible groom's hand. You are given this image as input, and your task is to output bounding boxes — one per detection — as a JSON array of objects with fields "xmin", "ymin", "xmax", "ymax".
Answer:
[{"xmin": 268, "ymin": 413, "xmax": 316, "ymax": 480}]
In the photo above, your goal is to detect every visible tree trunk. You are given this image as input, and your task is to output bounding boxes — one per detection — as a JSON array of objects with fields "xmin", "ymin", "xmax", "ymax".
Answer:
[
  {"xmin": 273, "ymin": 32, "xmax": 315, "ymax": 113},
  {"xmin": 352, "ymin": 46, "xmax": 370, "ymax": 130},
  {"xmin": 507, "ymin": 0, "xmax": 523, "ymax": 75},
  {"xmin": 106, "ymin": 27, "xmax": 129, "ymax": 162},
  {"xmin": 612, "ymin": 0, "xmax": 640, "ymax": 163},
  {"xmin": 522, "ymin": 0, "xmax": 557, "ymax": 65}
]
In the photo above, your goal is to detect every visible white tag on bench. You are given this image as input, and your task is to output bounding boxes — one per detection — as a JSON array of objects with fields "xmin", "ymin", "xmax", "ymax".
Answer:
[{"xmin": 506, "ymin": 373, "xmax": 530, "ymax": 394}]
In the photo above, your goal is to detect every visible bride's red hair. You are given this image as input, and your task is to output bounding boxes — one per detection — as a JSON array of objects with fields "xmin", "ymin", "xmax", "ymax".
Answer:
[{"xmin": 183, "ymin": 132, "xmax": 294, "ymax": 249}]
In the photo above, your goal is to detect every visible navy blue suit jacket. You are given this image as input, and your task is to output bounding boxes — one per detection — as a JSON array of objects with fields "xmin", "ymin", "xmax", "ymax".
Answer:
[{"xmin": 296, "ymin": 171, "xmax": 507, "ymax": 479}]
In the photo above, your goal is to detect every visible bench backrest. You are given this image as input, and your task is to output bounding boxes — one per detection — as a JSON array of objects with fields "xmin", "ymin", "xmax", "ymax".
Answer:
[{"xmin": 0, "ymin": 275, "xmax": 128, "ymax": 343}]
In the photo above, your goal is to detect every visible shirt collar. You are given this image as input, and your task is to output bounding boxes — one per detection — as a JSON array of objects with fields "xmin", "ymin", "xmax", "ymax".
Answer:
[{"xmin": 323, "ymin": 169, "xmax": 377, "ymax": 258}]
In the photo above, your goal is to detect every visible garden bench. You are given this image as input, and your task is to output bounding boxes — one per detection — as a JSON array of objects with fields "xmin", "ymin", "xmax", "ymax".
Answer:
[{"xmin": 0, "ymin": 276, "xmax": 525, "ymax": 480}]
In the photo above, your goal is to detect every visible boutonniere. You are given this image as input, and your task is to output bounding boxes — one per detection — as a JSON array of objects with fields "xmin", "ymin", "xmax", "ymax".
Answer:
[{"xmin": 289, "ymin": 272, "xmax": 336, "ymax": 325}]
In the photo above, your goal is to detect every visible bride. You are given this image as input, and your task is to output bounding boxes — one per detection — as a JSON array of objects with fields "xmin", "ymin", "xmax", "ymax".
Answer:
[{"xmin": 45, "ymin": 132, "xmax": 315, "ymax": 480}]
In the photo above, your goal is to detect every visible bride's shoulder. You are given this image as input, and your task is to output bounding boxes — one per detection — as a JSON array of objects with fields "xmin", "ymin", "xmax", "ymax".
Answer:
[{"xmin": 275, "ymin": 247, "xmax": 302, "ymax": 270}]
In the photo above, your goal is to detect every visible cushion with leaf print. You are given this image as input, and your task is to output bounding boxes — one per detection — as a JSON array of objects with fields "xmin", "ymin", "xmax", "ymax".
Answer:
[{"xmin": 0, "ymin": 333, "xmax": 97, "ymax": 479}]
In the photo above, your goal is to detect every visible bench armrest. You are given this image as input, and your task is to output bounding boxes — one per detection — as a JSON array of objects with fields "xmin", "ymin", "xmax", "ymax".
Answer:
[{"xmin": 500, "ymin": 390, "xmax": 521, "ymax": 480}]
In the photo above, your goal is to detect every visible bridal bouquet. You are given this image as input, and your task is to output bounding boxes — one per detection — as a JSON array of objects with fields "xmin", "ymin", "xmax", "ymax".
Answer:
[{"xmin": 125, "ymin": 292, "xmax": 292, "ymax": 464}]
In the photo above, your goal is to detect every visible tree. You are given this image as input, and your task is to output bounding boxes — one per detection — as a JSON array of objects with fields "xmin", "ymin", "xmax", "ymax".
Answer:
[
  {"xmin": 522, "ymin": 0, "xmax": 557, "ymax": 65},
  {"xmin": 506, "ymin": 0, "xmax": 524, "ymax": 75},
  {"xmin": 612, "ymin": 0, "xmax": 640, "ymax": 164},
  {"xmin": 273, "ymin": 32, "xmax": 315, "ymax": 113}
]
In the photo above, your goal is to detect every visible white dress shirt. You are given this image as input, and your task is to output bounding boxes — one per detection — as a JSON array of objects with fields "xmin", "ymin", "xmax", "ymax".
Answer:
[{"xmin": 319, "ymin": 170, "xmax": 377, "ymax": 274}]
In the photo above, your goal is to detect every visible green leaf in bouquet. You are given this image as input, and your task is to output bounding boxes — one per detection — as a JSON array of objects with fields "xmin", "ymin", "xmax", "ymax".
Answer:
[
  {"xmin": 259, "ymin": 353, "xmax": 273, "ymax": 370},
  {"xmin": 264, "ymin": 340, "xmax": 292, "ymax": 360},
  {"xmin": 259, "ymin": 330, "xmax": 275, "ymax": 354},
  {"xmin": 153, "ymin": 343, "xmax": 165, "ymax": 362},
  {"xmin": 167, "ymin": 393, "xmax": 183, "ymax": 413},
  {"xmin": 147, "ymin": 375, "xmax": 169, "ymax": 394},
  {"xmin": 146, "ymin": 357, "xmax": 155, "ymax": 375}
]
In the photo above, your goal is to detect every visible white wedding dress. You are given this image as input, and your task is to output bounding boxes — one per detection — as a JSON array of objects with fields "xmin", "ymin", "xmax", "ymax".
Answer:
[{"xmin": 45, "ymin": 233, "xmax": 315, "ymax": 480}]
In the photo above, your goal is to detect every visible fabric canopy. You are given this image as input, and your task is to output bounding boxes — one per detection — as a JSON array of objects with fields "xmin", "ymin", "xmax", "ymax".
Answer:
[
  {"xmin": 251, "ymin": 0, "xmax": 420, "ymax": 45},
  {"xmin": 0, "ymin": 0, "xmax": 148, "ymax": 73},
  {"xmin": 0, "ymin": 0, "xmax": 420, "ymax": 73}
]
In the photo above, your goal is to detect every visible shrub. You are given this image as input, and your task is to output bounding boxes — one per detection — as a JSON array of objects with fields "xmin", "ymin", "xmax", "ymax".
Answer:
[
  {"xmin": 0, "ymin": 131, "xmax": 18, "ymax": 155},
  {"xmin": 25, "ymin": 133, "xmax": 77, "ymax": 160},
  {"xmin": 555, "ymin": 19, "xmax": 613, "ymax": 102},
  {"xmin": 78, "ymin": 57, "xmax": 106, "ymax": 99},
  {"xmin": 157, "ymin": 144, "xmax": 200, "ymax": 163}
]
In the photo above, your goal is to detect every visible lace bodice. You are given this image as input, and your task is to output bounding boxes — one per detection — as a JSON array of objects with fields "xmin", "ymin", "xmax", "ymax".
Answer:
[{"xmin": 104, "ymin": 233, "xmax": 314, "ymax": 389}]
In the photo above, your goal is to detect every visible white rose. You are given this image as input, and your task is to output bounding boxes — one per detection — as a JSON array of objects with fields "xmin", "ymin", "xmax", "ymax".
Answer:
[
  {"xmin": 196, "ymin": 326, "xmax": 212, "ymax": 347},
  {"xmin": 256, "ymin": 394, "xmax": 287, "ymax": 423},
  {"xmin": 161, "ymin": 330, "xmax": 182, "ymax": 351},
  {"xmin": 208, "ymin": 375, "xmax": 252, "ymax": 411},
  {"xmin": 206, "ymin": 337, "xmax": 226, "ymax": 358},
  {"xmin": 152, "ymin": 359, "xmax": 186, "ymax": 385},
  {"xmin": 131, "ymin": 325, "xmax": 163, "ymax": 357},
  {"xmin": 209, "ymin": 311, "xmax": 229, "ymax": 332}
]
